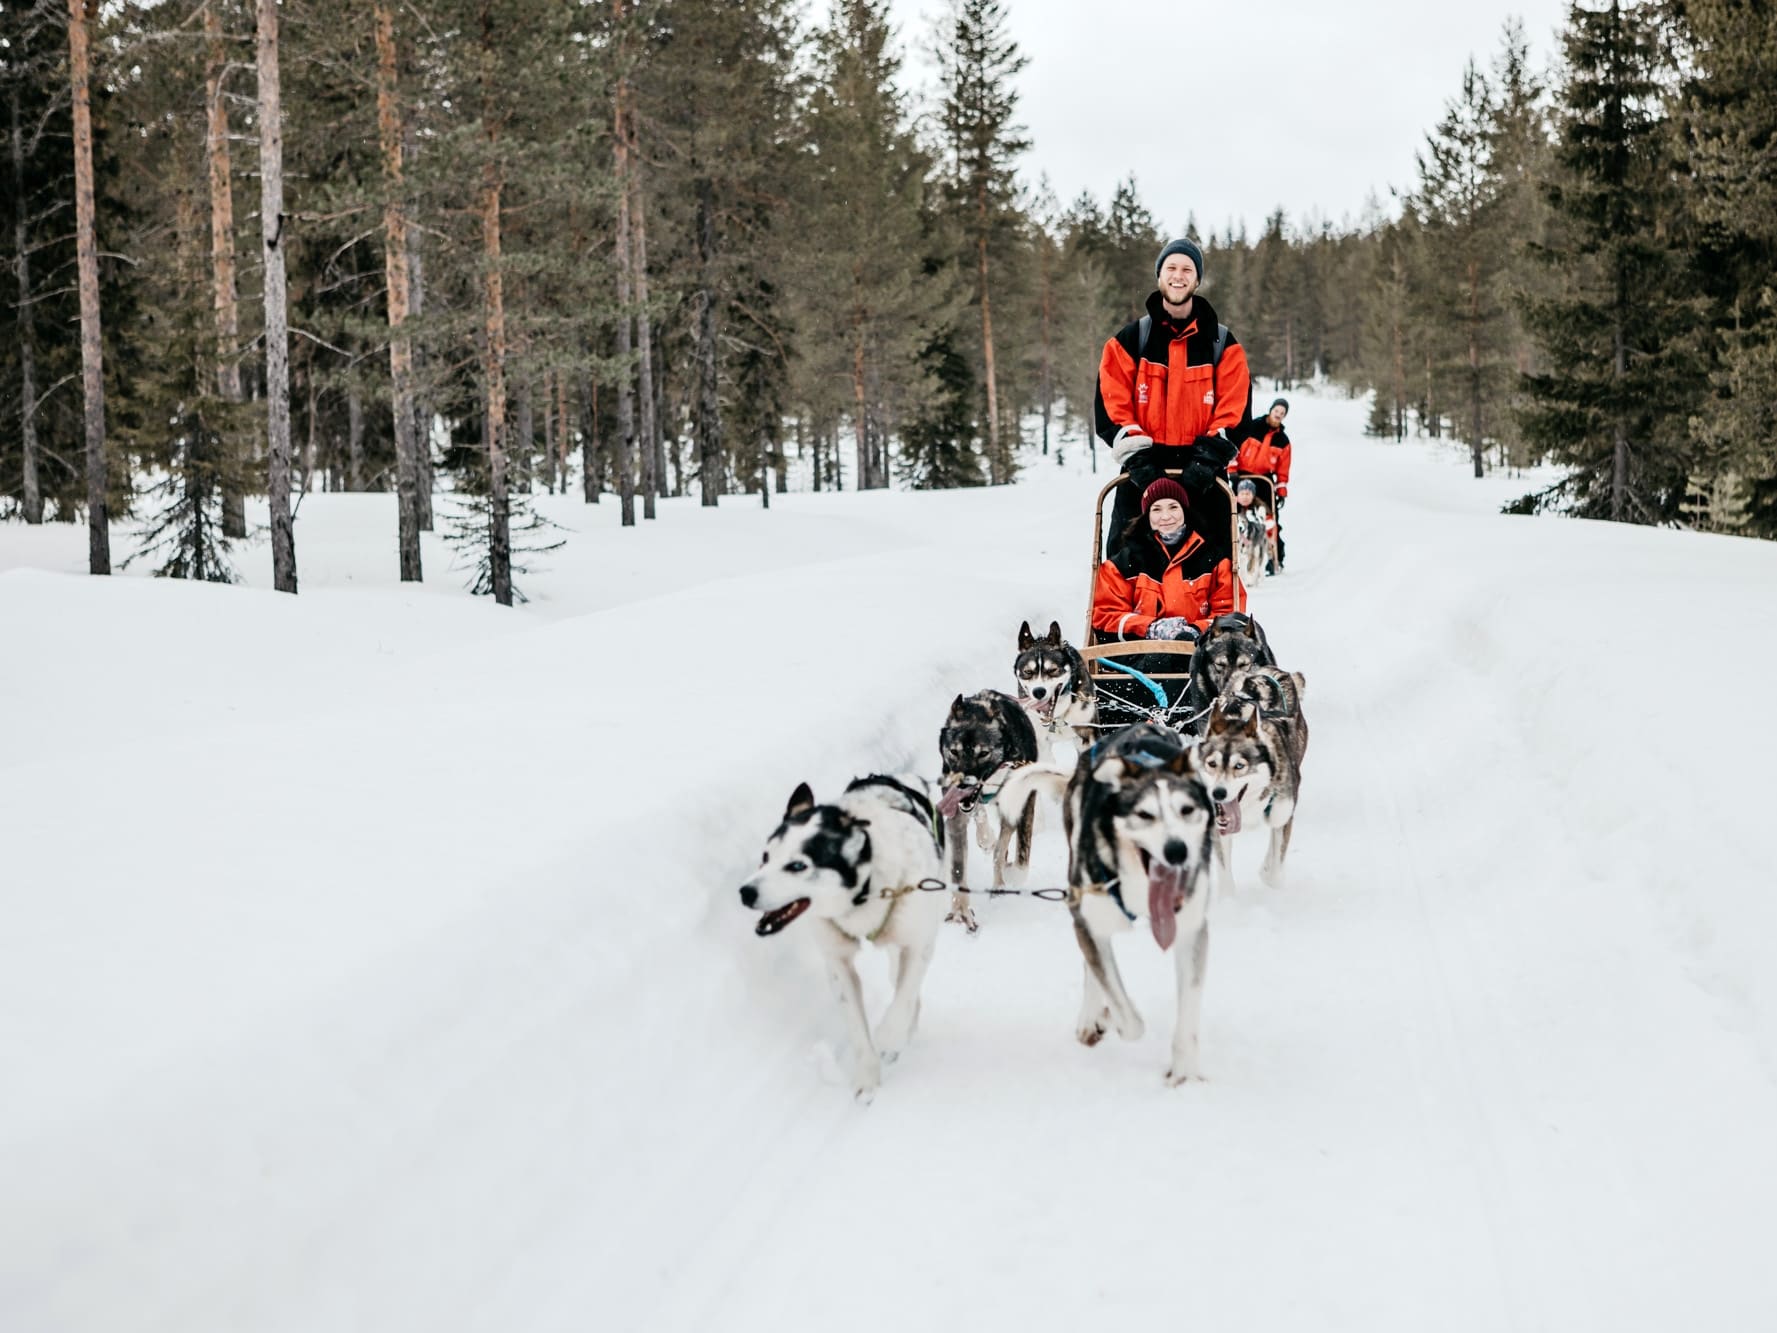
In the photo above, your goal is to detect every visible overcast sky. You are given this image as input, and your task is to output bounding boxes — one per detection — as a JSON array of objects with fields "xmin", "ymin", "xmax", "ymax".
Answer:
[{"xmin": 887, "ymin": 0, "xmax": 1574, "ymax": 238}]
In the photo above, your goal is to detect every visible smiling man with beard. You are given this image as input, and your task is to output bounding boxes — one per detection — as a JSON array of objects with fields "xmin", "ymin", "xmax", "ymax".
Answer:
[{"xmin": 1093, "ymin": 238, "xmax": 1252, "ymax": 554}]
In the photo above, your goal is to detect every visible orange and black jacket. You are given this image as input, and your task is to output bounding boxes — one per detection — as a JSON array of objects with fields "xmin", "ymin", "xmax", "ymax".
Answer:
[
  {"xmin": 1229, "ymin": 424, "xmax": 1291, "ymax": 498},
  {"xmin": 1094, "ymin": 291, "xmax": 1252, "ymax": 460},
  {"xmin": 1091, "ymin": 527, "xmax": 1243, "ymax": 641}
]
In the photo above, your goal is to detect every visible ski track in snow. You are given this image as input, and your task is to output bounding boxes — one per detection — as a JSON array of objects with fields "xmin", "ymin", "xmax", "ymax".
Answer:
[{"xmin": 4, "ymin": 395, "xmax": 1777, "ymax": 1331}]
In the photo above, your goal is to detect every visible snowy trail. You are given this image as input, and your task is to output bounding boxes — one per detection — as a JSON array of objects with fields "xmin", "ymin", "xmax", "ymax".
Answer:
[{"xmin": 5, "ymin": 397, "xmax": 1777, "ymax": 1330}]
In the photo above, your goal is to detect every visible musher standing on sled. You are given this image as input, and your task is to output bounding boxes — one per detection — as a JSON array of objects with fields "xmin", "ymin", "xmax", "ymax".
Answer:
[
  {"xmin": 1093, "ymin": 238, "xmax": 1252, "ymax": 555},
  {"xmin": 1230, "ymin": 395, "xmax": 1292, "ymax": 571}
]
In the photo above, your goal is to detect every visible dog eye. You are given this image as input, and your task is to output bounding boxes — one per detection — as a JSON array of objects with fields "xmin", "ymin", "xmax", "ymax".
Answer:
[
  {"xmin": 1133, "ymin": 809, "xmax": 1157, "ymax": 823},
  {"xmin": 784, "ymin": 860, "xmax": 809, "ymax": 874},
  {"xmin": 1231, "ymin": 759, "xmax": 1247, "ymax": 771},
  {"xmin": 759, "ymin": 851, "xmax": 768, "ymax": 866}
]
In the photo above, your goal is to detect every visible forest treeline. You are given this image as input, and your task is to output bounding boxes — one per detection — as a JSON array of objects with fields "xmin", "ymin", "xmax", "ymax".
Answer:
[{"xmin": 3, "ymin": 1, "xmax": 1774, "ymax": 601}]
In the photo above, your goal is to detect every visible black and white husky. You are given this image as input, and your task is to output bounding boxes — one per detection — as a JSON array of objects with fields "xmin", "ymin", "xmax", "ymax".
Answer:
[
  {"xmin": 1013, "ymin": 620, "xmax": 1098, "ymax": 760},
  {"xmin": 739, "ymin": 774, "xmax": 949, "ymax": 1102},
  {"xmin": 936, "ymin": 690, "xmax": 1042, "ymax": 930},
  {"xmin": 1062, "ymin": 723, "xmax": 1218, "ymax": 1085},
  {"xmin": 1199, "ymin": 667, "xmax": 1308, "ymax": 889}
]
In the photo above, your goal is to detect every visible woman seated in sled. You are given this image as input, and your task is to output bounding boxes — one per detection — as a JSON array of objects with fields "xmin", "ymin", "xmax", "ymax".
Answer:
[{"xmin": 1091, "ymin": 477, "xmax": 1239, "ymax": 645}]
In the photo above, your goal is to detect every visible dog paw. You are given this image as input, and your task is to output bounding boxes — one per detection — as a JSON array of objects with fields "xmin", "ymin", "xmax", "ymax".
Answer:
[
  {"xmin": 852, "ymin": 1062, "xmax": 881, "ymax": 1103},
  {"xmin": 1163, "ymin": 1065, "xmax": 1203, "ymax": 1088},
  {"xmin": 1075, "ymin": 1018, "xmax": 1108, "ymax": 1047},
  {"xmin": 945, "ymin": 906, "xmax": 979, "ymax": 934},
  {"xmin": 1113, "ymin": 1012, "xmax": 1146, "ymax": 1043}
]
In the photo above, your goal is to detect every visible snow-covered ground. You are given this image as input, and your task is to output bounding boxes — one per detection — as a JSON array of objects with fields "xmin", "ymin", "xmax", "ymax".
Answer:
[{"xmin": 5, "ymin": 393, "xmax": 1777, "ymax": 1332}]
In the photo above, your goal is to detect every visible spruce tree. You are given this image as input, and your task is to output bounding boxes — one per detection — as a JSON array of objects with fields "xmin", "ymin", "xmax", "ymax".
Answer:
[
  {"xmin": 935, "ymin": 0, "xmax": 1027, "ymax": 485},
  {"xmin": 1409, "ymin": 58, "xmax": 1515, "ymax": 476},
  {"xmin": 786, "ymin": 0, "xmax": 948, "ymax": 490},
  {"xmin": 1518, "ymin": 0, "xmax": 1700, "ymax": 522},
  {"xmin": 1677, "ymin": 0, "xmax": 1777, "ymax": 534}
]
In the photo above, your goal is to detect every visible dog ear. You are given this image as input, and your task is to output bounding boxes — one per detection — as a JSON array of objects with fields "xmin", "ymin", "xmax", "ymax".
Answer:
[
  {"xmin": 1017, "ymin": 621, "xmax": 1034, "ymax": 651},
  {"xmin": 784, "ymin": 782, "xmax": 815, "ymax": 820},
  {"xmin": 1292, "ymin": 670, "xmax": 1306, "ymax": 695},
  {"xmin": 1046, "ymin": 620, "xmax": 1063, "ymax": 644},
  {"xmin": 1240, "ymin": 702, "xmax": 1260, "ymax": 734},
  {"xmin": 1167, "ymin": 745, "xmax": 1198, "ymax": 776},
  {"xmin": 951, "ymin": 693, "xmax": 966, "ymax": 714}
]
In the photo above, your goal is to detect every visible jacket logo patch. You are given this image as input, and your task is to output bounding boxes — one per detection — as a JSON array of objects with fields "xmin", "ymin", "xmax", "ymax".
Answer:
[
  {"xmin": 1137, "ymin": 383, "xmax": 1149, "ymax": 405},
  {"xmin": 1203, "ymin": 390, "xmax": 1215, "ymax": 405}
]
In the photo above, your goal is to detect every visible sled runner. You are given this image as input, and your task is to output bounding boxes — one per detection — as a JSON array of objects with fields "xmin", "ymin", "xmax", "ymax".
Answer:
[{"xmin": 1081, "ymin": 469, "xmax": 1243, "ymax": 731}]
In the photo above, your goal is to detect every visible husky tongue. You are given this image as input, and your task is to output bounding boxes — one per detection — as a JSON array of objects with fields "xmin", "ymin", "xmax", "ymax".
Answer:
[
  {"xmin": 1148, "ymin": 862, "xmax": 1186, "ymax": 951},
  {"xmin": 755, "ymin": 898, "xmax": 810, "ymax": 937},
  {"xmin": 1216, "ymin": 799, "xmax": 1242, "ymax": 835},
  {"xmin": 936, "ymin": 785, "xmax": 967, "ymax": 819}
]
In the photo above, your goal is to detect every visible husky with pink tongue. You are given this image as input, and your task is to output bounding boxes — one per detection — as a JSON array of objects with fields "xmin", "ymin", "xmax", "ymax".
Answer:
[
  {"xmin": 1199, "ymin": 666, "xmax": 1307, "ymax": 890},
  {"xmin": 1061, "ymin": 723, "xmax": 1218, "ymax": 1086}
]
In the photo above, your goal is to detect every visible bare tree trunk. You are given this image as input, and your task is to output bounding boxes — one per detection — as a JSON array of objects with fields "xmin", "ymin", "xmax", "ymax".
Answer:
[
  {"xmin": 11, "ymin": 85, "xmax": 43, "ymax": 524},
  {"xmin": 580, "ymin": 370, "xmax": 603, "ymax": 504},
  {"xmin": 347, "ymin": 387, "xmax": 364, "ymax": 490},
  {"xmin": 542, "ymin": 368, "xmax": 556, "ymax": 493},
  {"xmin": 256, "ymin": 0, "xmax": 296, "ymax": 592},
  {"xmin": 205, "ymin": 1, "xmax": 248, "ymax": 538},
  {"xmin": 1612, "ymin": 307, "xmax": 1629, "ymax": 521},
  {"xmin": 556, "ymin": 372, "xmax": 571, "ymax": 497},
  {"xmin": 479, "ymin": 4, "xmax": 511, "ymax": 606},
  {"xmin": 851, "ymin": 306, "xmax": 870, "ymax": 491},
  {"xmin": 694, "ymin": 174, "xmax": 721, "ymax": 506},
  {"xmin": 628, "ymin": 100, "xmax": 658, "ymax": 521},
  {"xmin": 1391, "ymin": 265, "xmax": 1407, "ymax": 442},
  {"xmin": 513, "ymin": 373, "xmax": 533, "ymax": 494},
  {"xmin": 973, "ymin": 188, "xmax": 1002, "ymax": 486},
  {"xmin": 610, "ymin": 11, "xmax": 637, "ymax": 527},
  {"xmin": 375, "ymin": 0, "xmax": 422, "ymax": 578},
  {"xmin": 69, "ymin": 0, "xmax": 108, "ymax": 572},
  {"xmin": 408, "ymin": 236, "xmax": 434, "ymax": 529}
]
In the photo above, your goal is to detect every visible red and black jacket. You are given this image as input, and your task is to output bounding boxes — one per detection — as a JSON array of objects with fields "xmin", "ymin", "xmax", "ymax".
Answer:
[
  {"xmin": 1229, "ymin": 423, "xmax": 1291, "ymax": 498},
  {"xmin": 1091, "ymin": 527, "xmax": 1243, "ymax": 641},
  {"xmin": 1094, "ymin": 291, "xmax": 1253, "ymax": 459}
]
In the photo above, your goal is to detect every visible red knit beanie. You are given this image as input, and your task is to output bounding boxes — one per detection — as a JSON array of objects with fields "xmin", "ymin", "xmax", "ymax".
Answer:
[{"xmin": 1141, "ymin": 477, "xmax": 1190, "ymax": 515}]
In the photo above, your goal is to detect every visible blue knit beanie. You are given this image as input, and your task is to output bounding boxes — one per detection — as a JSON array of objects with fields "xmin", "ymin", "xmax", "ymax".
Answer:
[{"xmin": 1155, "ymin": 238, "xmax": 1204, "ymax": 280}]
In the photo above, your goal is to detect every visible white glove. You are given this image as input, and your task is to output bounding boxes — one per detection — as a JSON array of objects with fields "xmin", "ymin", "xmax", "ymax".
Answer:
[{"xmin": 1109, "ymin": 427, "xmax": 1153, "ymax": 467}]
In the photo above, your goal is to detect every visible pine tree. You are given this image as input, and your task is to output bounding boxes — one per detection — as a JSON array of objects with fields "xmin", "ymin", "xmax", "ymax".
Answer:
[
  {"xmin": 785, "ymin": 0, "xmax": 949, "ymax": 490},
  {"xmin": 935, "ymin": 0, "xmax": 1027, "ymax": 485},
  {"xmin": 1519, "ymin": 0, "xmax": 1701, "ymax": 522},
  {"xmin": 1409, "ymin": 57, "xmax": 1515, "ymax": 476},
  {"xmin": 68, "ymin": 0, "xmax": 110, "ymax": 572},
  {"xmin": 1677, "ymin": 0, "xmax": 1777, "ymax": 534}
]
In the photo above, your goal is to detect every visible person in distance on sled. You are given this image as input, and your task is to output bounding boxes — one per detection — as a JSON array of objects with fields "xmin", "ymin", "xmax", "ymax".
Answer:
[
  {"xmin": 1230, "ymin": 395, "xmax": 1292, "ymax": 570},
  {"xmin": 1093, "ymin": 237, "xmax": 1253, "ymax": 550}
]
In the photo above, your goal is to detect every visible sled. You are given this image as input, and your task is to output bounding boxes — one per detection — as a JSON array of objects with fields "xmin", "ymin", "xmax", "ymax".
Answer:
[
  {"xmin": 1232, "ymin": 471, "xmax": 1280, "ymax": 576},
  {"xmin": 1080, "ymin": 470, "xmax": 1243, "ymax": 731}
]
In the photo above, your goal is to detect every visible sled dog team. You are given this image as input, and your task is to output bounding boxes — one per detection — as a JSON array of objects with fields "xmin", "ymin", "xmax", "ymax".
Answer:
[{"xmin": 738, "ymin": 614, "xmax": 1308, "ymax": 1101}]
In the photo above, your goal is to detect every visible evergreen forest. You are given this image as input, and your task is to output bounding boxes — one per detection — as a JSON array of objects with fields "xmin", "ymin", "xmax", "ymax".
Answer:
[{"xmin": 4, "ymin": 0, "xmax": 1774, "ymax": 602}]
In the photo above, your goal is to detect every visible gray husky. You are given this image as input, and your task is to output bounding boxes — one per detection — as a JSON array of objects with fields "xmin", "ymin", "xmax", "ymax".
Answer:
[
  {"xmin": 1013, "ymin": 620, "xmax": 1098, "ymax": 761},
  {"xmin": 1198, "ymin": 666, "xmax": 1308, "ymax": 888},
  {"xmin": 936, "ymin": 690, "xmax": 1042, "ymax": 930},
  {"xmin": 1180, "ymin": 613, "xmax": 1278, "ymax": 734},
  {"xmin": 1062, "ymin": 723, "xmax": 1218, "ymax": 1085},
  {"xmin": 739, "ymin": 774, "xmax": 948, "ymax": 1101}
]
